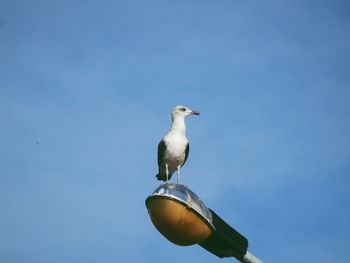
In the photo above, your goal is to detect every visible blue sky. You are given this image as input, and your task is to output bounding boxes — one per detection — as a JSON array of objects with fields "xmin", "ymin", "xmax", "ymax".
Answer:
[{"xmin": 1, "ymin": 0, "xmax": 350, "ymax": 262}]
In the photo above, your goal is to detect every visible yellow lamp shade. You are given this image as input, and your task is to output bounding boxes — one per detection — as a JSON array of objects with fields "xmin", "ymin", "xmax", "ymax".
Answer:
[{"xmin": 145, "ymin": 184, "xmax": 214, "ymax": 246}]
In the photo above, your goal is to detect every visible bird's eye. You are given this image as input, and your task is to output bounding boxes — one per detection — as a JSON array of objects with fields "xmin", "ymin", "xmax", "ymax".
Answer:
[{"xmin": 180, "ymin": 108, "xmax": 186, "ymax": 111}]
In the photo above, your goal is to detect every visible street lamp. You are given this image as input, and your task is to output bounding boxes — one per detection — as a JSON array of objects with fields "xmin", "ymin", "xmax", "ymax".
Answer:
[{"xmin": 145, "ymin": 184, "xmax": 263, "ymax": 263}]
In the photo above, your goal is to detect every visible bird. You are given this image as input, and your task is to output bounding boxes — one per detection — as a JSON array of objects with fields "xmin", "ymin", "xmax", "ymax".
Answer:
[{"xmin": 155, "ymin": 105, "xmax": 200, "ymax": 184}]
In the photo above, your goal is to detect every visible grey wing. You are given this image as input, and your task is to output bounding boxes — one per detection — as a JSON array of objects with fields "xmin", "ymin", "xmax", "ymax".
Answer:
[
  {"xmin": 182, "ymin": 142, "xmax": 189, "ymax": 166},
  {"xmin": 157, "ymin": 139, "xmax": 167, "ymax": 167}
]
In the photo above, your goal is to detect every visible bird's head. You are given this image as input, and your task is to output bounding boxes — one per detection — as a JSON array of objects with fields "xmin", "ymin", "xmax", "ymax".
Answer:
[{"xmin": 171, "ymin": 105, "xmax": 200, "ymax": 120}]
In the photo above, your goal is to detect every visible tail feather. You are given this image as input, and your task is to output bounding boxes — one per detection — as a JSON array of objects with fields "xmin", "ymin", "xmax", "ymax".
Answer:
[
  {"xmin": 155, "ymin": 173, "xmax": 165, "ymax": 181},
  {"xmin": 155, "ymin": 173, "xmax": 171, "ymax": 181}
]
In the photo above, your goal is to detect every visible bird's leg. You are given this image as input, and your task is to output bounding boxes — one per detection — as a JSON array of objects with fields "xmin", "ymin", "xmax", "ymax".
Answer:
[
  {"xmin": 176, "ymin": 166, "xmax": 181, "ymax": 185},
  {"xmin": 165, "ymin": 163, "xmax": 169, "ymax": 184}
]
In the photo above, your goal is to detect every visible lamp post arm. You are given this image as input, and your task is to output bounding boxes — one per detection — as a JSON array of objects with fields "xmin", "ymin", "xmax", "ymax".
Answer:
[{"xmin": 240, "ymin": 251, "xmax": 264, "ymax": 263}]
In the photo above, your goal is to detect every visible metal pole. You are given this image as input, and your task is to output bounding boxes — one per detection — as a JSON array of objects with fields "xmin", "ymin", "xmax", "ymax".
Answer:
[{"xmin": 240, "ymin": 251, "xmax": 264, "ymax": 263}]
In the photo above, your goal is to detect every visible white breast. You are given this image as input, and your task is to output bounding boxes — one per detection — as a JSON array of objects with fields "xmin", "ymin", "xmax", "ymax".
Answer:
[
  {"xmin": 163, "ymin": 133, "xmax": 188, "ymax": 171},
  {"xmin": 165, "ymin": 134, "xmax": 187, "ymax": 155}
]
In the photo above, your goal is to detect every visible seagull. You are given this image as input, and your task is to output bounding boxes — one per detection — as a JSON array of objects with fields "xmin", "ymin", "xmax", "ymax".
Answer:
[{"xmin": 155, "ymin": 105, "xmax": 200, "ymax": 184}]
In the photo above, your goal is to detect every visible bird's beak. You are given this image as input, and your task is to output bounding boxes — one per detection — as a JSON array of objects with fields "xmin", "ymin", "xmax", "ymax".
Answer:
[{"xmin": 191, "ymin": 110, "xmax": 200, "ymax": 115}]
